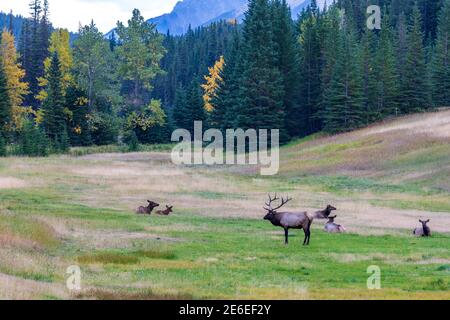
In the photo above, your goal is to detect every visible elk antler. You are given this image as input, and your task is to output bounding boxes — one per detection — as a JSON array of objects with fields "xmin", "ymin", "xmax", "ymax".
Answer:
[
  {"xmin": 264, "ymin": 194, "xmax": 292, "ymax": 212},
  {"xmin": 264, "ymin": 193, "xmax": 279, "ymax": 211}
]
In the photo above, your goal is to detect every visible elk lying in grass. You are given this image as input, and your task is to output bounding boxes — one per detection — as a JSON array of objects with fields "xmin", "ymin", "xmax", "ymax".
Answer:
[
  {"xmin": 324, "ymin": 215, "xmax": 346, "ymax": 233},
  {"xmin": 263, "ymin": 194, "xmax": 313, "ymax": 246},
  {"xmin": 413, "ymin": 219, "xmax": 431, "ymax": 237},
  {"xmin": 136, "ymin": 200, "xmax": 159, "ymax": 215},
  {"xmin": 156, "ymin": 205, "xmax": 173, "ymax": 216},
  {"xmin": 313, "ymin": 205, "xmax": 337, "ymax": 219}
]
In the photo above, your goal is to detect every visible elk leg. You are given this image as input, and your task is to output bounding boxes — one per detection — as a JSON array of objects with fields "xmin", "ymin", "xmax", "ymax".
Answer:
[
  {"xmin": 303, "ymin": 229, "xmax": 307, "ymax": 246},
  {"xmin": 284, "ymin": 228, "xmax": 289, "ymax": 245},
  {"xmin": 306, "ymin": 229, "xmax": 311, "ymax": 245}
]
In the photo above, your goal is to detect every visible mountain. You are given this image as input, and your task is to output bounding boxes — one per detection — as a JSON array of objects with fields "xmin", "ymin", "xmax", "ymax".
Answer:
[
  {"xmin": 148, "ymin": 0, "xmax": 320, "ymax": 35},
  {"xmin": 105, "ymin": 0, "xmax": 326, "ymax": 38}
]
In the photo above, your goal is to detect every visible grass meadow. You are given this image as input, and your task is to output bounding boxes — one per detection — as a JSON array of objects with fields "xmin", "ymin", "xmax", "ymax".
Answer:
[{"xmin": 0, "ymin": 110, "xmax": 449, "ymax": 299}]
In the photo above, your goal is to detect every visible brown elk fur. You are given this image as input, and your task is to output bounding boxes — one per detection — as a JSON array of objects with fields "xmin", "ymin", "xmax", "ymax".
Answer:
[
  {"xmin": 263, "ymin": 194, "xmax": 313, "ymax": 246},
  {"xmin": 136, "ymin": 201, "xmax": 159, "ymax": 215},
  {"xmin": 156, "ymin": 205, "xmax": 173, "ymax": 216}
]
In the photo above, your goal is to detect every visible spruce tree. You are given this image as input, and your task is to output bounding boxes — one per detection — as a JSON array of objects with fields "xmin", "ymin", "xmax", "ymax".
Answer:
[
  {"xmin": 401, "ymin": 4, "xmax": 430, "ymax": 113},
  {"xmin": 42, "ymin": 53, "xmax": 67, "ymax": 145},
  {"xmin": 431, "ymin": 0, "xmax": 450, "ymax": 107},
  {"xmin": 235, "ymin": 0, "xmax": 285, "ymax": 138},
  {"xmin": 0, "ymin": 57, "xmax": 12, "ymax": 136},
  {"xmin": 0, "ymin": 133, "xmax": 6, "ymax": 157},
  {"xmin": 271, "ymin": 0, "xmax": 299, "ymax": 138},
  {"xmin": 173, "ymin": 86, "xmax": 188, "ymax": 129},
  {"xmin": 185, "ymin": 79, "xmax": 206, "ymax": 134},
  {"xmin": 210, "ymin": 31, "xmax": 242, "ymax": 132},
  {"xmin": 323, "ymin": 21, "xmax": 365, "ymax": 133},
  {"xmin": 374, "ymin": 10, "xmax": 400, "ymax": 118},
  {"xmin": 360, "ymin": 30, "xmax": 377, "ymax": 125},
  {"xmin": 298, "ymin": 0, "xmax": 324, "ymax": 135}
]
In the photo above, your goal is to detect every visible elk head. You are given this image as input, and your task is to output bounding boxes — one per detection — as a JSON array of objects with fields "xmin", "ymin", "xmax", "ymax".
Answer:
[
  {"xmin": 263, "ymin": 194, "xmax": 292, "ymax": 221},
  {"xmin": 326, "ymin": 205, "xmax": 337, "ymax": 212},
  {"xmin": 328, "ymin": 215, "xmax": 337, "ymax": 222},
  {"xmin": 147, "ymin": 200, "xmax": 159, "ymax": 209},
  {"xmin": 419, "ymin": 219, "xmax": 430, "ymax": 226},
  {"xmin": 165, "ymin": 205, "xmax": 173, "ymax": 214}
]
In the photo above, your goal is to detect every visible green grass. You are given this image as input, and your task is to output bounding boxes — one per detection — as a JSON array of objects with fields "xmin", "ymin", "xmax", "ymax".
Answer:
[
  {"xmin": 68, "ymin": 143, "xmax": 176, "ymax": 156},
  {"xmin": 1, "ymin": 112, "xmax": 450, "ymax": 299},
  {"xmin": 75, "ymin": 213, "xmax": 450, "ymax": 299},
  {"xmin": 3, "ymin": 187, "xmax": 448, "ymax": 299}
]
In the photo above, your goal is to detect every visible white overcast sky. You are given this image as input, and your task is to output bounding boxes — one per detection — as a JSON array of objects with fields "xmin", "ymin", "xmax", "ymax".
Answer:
[{"xmin": 0, "ymin": 0, "xmax": 180, "ymax": 33}]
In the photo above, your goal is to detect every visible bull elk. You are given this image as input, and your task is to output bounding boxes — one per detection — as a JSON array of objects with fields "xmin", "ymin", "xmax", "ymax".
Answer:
[
  {"xmin": 156, "ymin": 205, "xmax": 173, "ymax": 216},
  {"xmin": 136, "ymin": 200, "xmax": 159, "ymax": 215},
  {"xmin": 413, "ymin": 219, "xmax": 431, "ymax": 237},
  {"xmin": 263, "ymin": 194, "xmax": 313, "ymax": 246}
]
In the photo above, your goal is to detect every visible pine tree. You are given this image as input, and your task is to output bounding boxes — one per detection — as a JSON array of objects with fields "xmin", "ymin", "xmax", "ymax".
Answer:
[
  {"xmin": 0, "ymin": 133, "xmax": 6, "ymax": 156},
  {"xmin": 185, "ymin": 80, "xmax": 206, "ymax": 134},
  {"xmin": 323, "ymin": 20, "xmax": 365, "ymax": 133},
  {"xmin": 42, "ymin": 53, "xmax": 66, "ymax": 144},
  {"xmin": 0, "ymin": 57, "xmax": 12, "ymax": 136},
  {"xmin": 210, "ymin": 31, "xmax": 242, "ymax": 132},
  {"xmin": 38, "ymin": 0, "xmax": 50, "ymax": 69},
  {"xmin": 431, "ymin": 0, "xmax": 450, "ymax": 107},
  {"xmin": 374, "ymin": 10, "xmax": 400, "ymax": 118},
  {"xmin": 400, "ymin": 4, "xmax": 430, "ymax": 113},
  {"xmin": 359, "ymin": 29, "xmax": 378, "ymax": 124},
  {"xmin": 23, "ymin": 0, "xmax": 45, "ymax": 108},
  {"xmin": 173, "ymin": 86, "xmax": 188, "ymax": 129},
  {"xmin": 271, "ymin": 0, "xmax": 299, "ymax": 138},
  {"xmin": 298, "ymin": 1, "xmax": 325, "ymax": 135},
  {"xmin": 19, "ymin": 120, "xmax": 49, "ymax": 156},
  {"xmin": 235, "ymin": 0, "xmax": 285, "ymax": 137}
]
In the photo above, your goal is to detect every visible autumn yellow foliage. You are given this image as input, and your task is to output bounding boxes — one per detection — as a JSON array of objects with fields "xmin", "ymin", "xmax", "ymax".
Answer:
[
  {"xmin": 37, "ymin": 29, "xmax": 74, "ymax": 101},
  {"xmin": 201, "ymin": 56, "xmax": 225, "ymax": 112},
  {"xmin": 0, "ymin": 29, "xmax": 30, "ymax": 130}
]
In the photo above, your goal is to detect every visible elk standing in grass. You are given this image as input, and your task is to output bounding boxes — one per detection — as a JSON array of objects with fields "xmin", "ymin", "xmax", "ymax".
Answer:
[
  {"xmin": 324, "ymin": 215, "xmax": 346, "ymax": 233},
  {"xmin": 156, "ymin": 205, "xmax": 173, "ymax": 216},
  {"xmin": 314, "ymin": 205, "xmax": 337, "ymax": 219},
  {"xmin": 263, "ymin": 194, "xmax": 313, "ymax": 246},
  {"xmin": 413, "ymin": 219, "xmax": 431, "ymax": 237},
  {"xmin": 136, "ymin": 200, "xmax": 159, "ymax": 215}
]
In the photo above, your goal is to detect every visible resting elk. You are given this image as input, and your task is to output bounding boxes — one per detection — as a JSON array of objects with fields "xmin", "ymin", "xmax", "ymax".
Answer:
[
  {"xmin": 156, "ymin": 205, "xmax": 173, "ymax": 216},
  {"xmin": 324, "ymin": 215, "xmax": 346, "ymax": 233},
  {"xmin": 413, "ymin": 219, "xmax": 431, "ymax": 237},
  {"xmin": 314, "ymin": 205, "xmax": 337, "ymax": 219},
  {"xmin": 263, "ymin": 194, "xmax": 313, "ymax": 246},
  {"xmin": 136, "ymin": 200, "xmax": 159, "ymax": 215}
]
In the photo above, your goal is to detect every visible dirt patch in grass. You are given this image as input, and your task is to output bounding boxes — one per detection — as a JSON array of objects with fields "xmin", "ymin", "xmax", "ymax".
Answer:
[
  {"xmin": 0, "ymin": 177, "xmax": 28, "ymax": 189},
  {"xmin": 0, "ymin": 273, "xmax": 67, "ymax": 300}
]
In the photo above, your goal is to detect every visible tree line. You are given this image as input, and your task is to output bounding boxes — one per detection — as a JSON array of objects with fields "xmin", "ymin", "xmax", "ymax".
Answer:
[{"xmin": 1, "ymin": 0, "xmax": 450, "ymax": 157}]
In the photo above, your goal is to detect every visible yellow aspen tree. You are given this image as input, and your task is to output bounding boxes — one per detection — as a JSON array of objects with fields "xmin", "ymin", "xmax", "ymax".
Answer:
[
  {"xmin": 201, "ymin": 55, "xmax": 225, "ymax": 112},
  {"xmin": 37, "ymin": 29, "xmax": 74, "ymax": 101},
  {"xmin": 0, "ymin": 29, "xmax": 30, "ymax": 130}
]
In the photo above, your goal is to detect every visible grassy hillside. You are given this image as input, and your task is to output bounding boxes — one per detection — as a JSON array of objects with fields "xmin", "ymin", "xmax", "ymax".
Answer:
[{"xmin": 0, "ymin": 110, "xmax": 449, "ymax": 299}]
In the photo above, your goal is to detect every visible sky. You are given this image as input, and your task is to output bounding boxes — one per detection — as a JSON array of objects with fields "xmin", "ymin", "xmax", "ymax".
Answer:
[{"xmin": 0, "ymin": 0, "xmax": 180, "ymax": 33}]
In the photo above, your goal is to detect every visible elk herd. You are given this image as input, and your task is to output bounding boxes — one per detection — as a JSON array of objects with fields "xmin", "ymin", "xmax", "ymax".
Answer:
[
  {"xmin": 262, "ymin": 194, "xmax": 431, "ymax": 246},
  {"xmin": 134, "ymin": 194, "xmax": 432, "ymax": 246}
]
